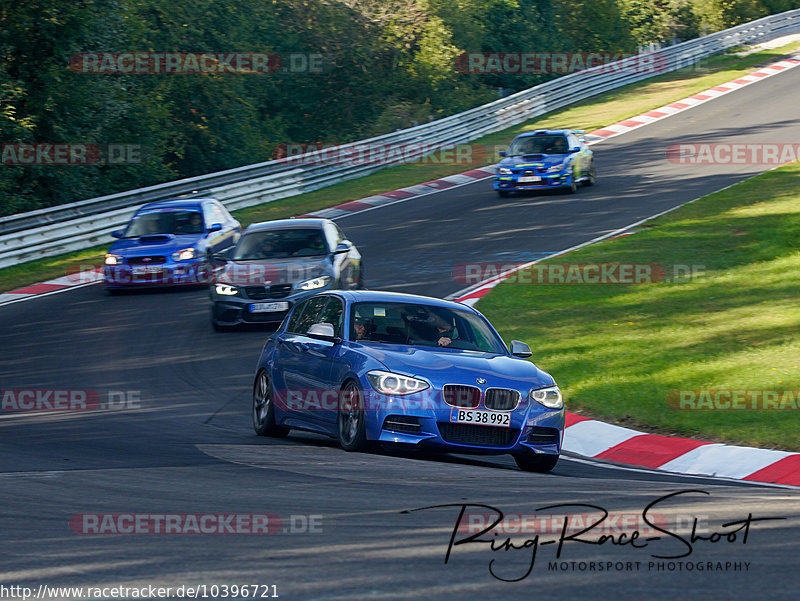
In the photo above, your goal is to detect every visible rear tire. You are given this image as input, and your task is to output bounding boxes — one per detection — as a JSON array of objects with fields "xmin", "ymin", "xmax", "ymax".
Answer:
[
  {"xmin": 337, "ymin": 381, "xmax": 370, "ymax": 452},
  {"xmin": 583, "ymin": 162, "xmax": 596, "ymax": 187},
  {"xmin": 514, "ymin": 453, "xmax": 559, "ymax": 473},
  {"xmin": 253, "ymin": 370, "xmax": 290, "ymax": 437}
]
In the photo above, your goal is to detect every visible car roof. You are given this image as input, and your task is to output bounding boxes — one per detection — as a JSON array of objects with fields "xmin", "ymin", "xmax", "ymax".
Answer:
[
  {"xmin": 139, "ymin": 198, "xmax": 214, "ymax": 211},
  {"xmin": 332, "ymin": 290, "xmax": 477, "ymax": 312},
  {"xmin": 515, "ymin": 129, "xmax": 571, "ymax": 138},
  {"xmin": 244, "ymin": 218, "xmax": 330, "ymax": 233}
]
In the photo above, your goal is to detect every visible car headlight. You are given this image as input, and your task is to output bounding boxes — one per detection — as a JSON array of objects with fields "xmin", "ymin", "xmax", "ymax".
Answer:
[
  {"xmin": 497, "ymin": 167, "xmax": 513, "ymax": 175},
  {"xmin": 367, "ymin": 370, "xmax": 429, "ymax": 396},
  {"xmin": 530, "ymin": 385, "xmax": 563, "ymax": 409},
  {"xmin": 546, "ymin": 163, "xmax": 564, "ymax": 173},
  {"xmin": 104, "ymin": 254, "xmax": 123, "ymax": 265},
  {"xmin": 172, "ymin": 248, "xmax": 197, "ymax": 261},
  {"xmin": 298, "ymin": 276, "xmax": 331, "ymax": 291},
  {"xmin": 214, "ymin": 284, "xmax": 240, "ymax": 296}
]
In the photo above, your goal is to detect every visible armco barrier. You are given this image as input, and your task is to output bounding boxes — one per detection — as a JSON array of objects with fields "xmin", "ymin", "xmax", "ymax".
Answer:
[{"xmin": 2, "ymin": 10, "xmax": 799, "ymax": 268}]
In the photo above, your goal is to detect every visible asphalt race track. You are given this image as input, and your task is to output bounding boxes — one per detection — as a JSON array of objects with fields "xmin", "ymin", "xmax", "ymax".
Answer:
[{"xmin": 2, "ymin": 64, "xmax": 800, "ymax": 600}]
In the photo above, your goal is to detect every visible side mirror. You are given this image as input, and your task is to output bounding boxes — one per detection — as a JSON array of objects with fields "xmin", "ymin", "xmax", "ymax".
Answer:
[
  {"xmin": 307, "ymin": 322, "xmax": 341, "ymax": 343},
  {"xmin": 208, "ymin": 223, "xmax": 223, "ymax": 233},
  {"xmin": 111, "ymin": 230, "xmax": 124, "ymax": 239},
  {"xmin": 570, "ymin": 147, "xmax": 581, "ymax": 153},
  {"xmin": 211, "ymin": 249, "xmax": 230, "ymax": 262},
  {"xmin": 510, "ymin": 340, "xmax": 532, "ymax": 358},
  {"xmin": 498, "ymin": 150, "xmax": 507, "ymax": 157},
  {"xmin": 333, "ymin": 241, "xmax": 351, "ymax": 255}
]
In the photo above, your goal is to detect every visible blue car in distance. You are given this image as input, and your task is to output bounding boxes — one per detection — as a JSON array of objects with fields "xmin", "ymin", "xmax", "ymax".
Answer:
[
  {"xmin": 493, "ymin": 129, "xmax": 595, "ymax": 197},
  {"xmin": 252, "ymin": 290, "xmax": 564, "ymax": 473},
  {"xmin": 104, "ymin": 197, "xmax": 240, "ymax": 290}
]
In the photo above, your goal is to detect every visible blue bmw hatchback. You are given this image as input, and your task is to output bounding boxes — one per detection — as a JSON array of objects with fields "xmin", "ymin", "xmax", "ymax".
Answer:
[
  {"xmin": 252, "ymin": 290, "xmax": 564, "ymax": 472},
  {"xmin": 104, "ymin": 197, "xmax": 240, "ymax": 290}
]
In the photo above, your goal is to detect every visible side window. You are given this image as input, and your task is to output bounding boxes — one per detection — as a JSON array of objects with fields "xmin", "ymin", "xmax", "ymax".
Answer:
[
  {"xmin": 294, "ymin": 296, "xmax": 329, "ymax": 335},
  {"xmin": 567, "ymin": 134, "xmax": 579, "ymax": 150},
  {"xmin": 285, "ymin": 300, "xmax": 309, "ymax": 334},
  {"xmin": 202, "ymin": 203, "xmax": 215, "ymax": 228},
  {"xmin": 323, "ymin": 222, "xmax": 339, "ymax": 250},
  {"xmin": 216, "ymin": 202, "xmax": 232, "ymax": 223},
  {"xmin": 210, "ymin": 203, "xmax": 227, "ymax": 226},
  {"xmin": 317, "ymin": 296, "xmax": 344, "ymax": 336}
]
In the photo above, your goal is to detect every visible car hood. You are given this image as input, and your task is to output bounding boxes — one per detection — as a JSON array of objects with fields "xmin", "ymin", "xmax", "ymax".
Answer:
[
  {"xmin": 109, "ymin": 234, "xmax": 202, "ymax": 256},
  {"xmin": 356, "ymin": 344, "xmax": 554, "ymax": 389},
  {"xmin": 498, "ymin": 155, "xmax": 568, "ymax": 170},
  {"xmin": 219, "ymin": 257, "xmax": 331, "ymax": 285}
]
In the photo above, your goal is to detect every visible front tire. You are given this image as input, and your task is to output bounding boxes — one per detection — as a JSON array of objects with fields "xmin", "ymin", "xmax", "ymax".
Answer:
[
  {"xmin": 497, "ymin": 189, "xmax": 511, "ymax": 198},
  {"xmin": 514, "ymin": 452, "xmax": 559, "ymax": 473},
  {"xmin": 211, "ymin": 316, "xmax": 236, "ymax": 332},
  {"xmin": 355, "ymin": 264, "xmax": 366, "ymax": 289},
  {"xmin": 253, "ymin": 370, "xmax": 290, "ymax": 437},
  {"xmin": 565, "ymin": 171, "xmax": 578, "ymax": 194},
  {"xmin": 337, "ymin": 381, "xmax": 370, "ymax": 452}
]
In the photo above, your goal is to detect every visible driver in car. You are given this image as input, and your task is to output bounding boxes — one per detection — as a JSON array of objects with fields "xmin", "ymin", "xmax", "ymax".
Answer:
[
  {"xmin": 550, "ymin": 137, "xmax": 568, "ymax": 153},
  {"xmin": 177, "ymin": 213, "xmax": 204, "ymax": 234},
  {"xmin": 353, "ymin": 316, "xmax": 369, "ymax": 340},
  {"xmin": 402, "ymin": 307, "xmax": 456, "ymax": 347}
]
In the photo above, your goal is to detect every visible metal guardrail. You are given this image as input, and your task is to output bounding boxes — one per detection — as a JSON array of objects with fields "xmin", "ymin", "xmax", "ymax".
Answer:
[{"xmin": 2, "ymin": 9, "xmax": 799, "ymax": 269}]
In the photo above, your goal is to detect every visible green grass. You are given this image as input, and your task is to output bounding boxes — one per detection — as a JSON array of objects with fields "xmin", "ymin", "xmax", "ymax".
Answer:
[
  {"xmin": 477, "ymin": 162, "xmax": 800, "ymax": 451},
  {"xmin": 3, "ymin": 40, "xmax": 799, "ymax": 294}
]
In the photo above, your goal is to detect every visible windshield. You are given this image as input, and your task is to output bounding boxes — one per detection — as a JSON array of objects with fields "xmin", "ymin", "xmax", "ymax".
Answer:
[
  {"xmin": 350, "ymin": 302, "xmax": 507, "ymax": 354},
  {"xmin": 233, "ymin": 228, "xmax": 328, "ymax": 260},
  {"xmin": 125, "ymin": 210, "xmax": 204, "ymax": 237},
  {"xmin": 507, "ymin": 135, "xmax": 569, "ymax": 156}
]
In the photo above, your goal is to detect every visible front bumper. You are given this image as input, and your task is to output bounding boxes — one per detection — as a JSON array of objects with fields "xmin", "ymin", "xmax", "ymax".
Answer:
[
  {"xmin": 362, "ymin": 387, "xmax": 564, "ymax": 456},
  {"xmin": 104, "ymin": 260, "xmax": 212, "ymax": 288},
  {"xmin": 493, "ymin": 173, "xmax": 570, "ymax": 191},
  {"xmin": 209, "ymin": 285, "xmax": 330, "ymax": 326}
]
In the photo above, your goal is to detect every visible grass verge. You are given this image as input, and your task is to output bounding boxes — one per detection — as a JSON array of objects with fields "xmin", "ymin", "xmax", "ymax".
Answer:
[
  {"xmin": 3, "ymin": 41, "xmax": 799, "ymax": 294},
  {"xmin": 477, "ymin": 161, "xmax": 800, "ymax": 450}
]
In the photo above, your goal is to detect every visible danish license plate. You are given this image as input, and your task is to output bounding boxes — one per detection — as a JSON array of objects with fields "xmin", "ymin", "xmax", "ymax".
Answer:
[
  {"xmin": 518, "ymin": 176, "xmax": 542, "ymax": 183},
  {"xmin": 131, "ymin": 265, "xmax": 162, "ymax": 274},
  {"xmin": 249, "ymin": 302, "xmax": 289, "ymax": 313},
  {"xmin": 450, "ymin": 408, "xmax": 511, "ymax": 427}
]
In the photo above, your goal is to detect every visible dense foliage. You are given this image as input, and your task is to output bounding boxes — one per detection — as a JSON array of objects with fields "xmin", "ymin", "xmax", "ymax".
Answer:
[{"xmin": 1, "ymin": 0, "xmax": 798, "ymax": 216}]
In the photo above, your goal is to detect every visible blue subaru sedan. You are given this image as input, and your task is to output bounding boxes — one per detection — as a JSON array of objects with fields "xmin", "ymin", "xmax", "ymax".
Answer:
[
  {"xmin": 104, "ymin": 197, "xmax": 240, "ymax": 290},
  {"xmin": 252, "ymin": 290, "xmax": 564, "ymax": 472},
  {"xmin": 493, "ymin": 129, "xmax": 595, "ymax": 196}
]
